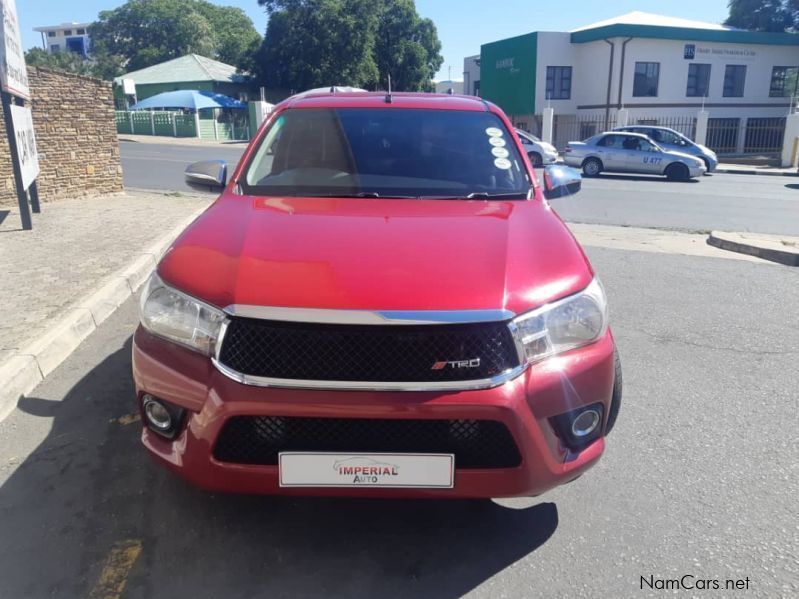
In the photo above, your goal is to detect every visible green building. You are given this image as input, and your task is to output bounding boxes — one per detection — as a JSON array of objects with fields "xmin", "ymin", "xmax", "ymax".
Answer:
[{"xmin": 113, "ymin": 54, "xmax": 250, "ymax": 108}]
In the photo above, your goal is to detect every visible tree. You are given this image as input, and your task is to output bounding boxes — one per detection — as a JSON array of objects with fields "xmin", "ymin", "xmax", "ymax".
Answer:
[
  {"xmin": 254, "ymin": 0, "xmax": 443, "ymax": 92},
  {"xmin": 23, "ymin": 47, "xmax": 126, "ymax": 80},
  {"xmin": 24, "ymin": 48, "xmax": 95, "ymax": 76},
  {"xmin": 725, "ymin": 0, "xmax": 794, "ymax": 32},
  {"xmin": 90, "ymin": 0, "xmax": 261, "ymax": 72},
  {"xmin": 254, "ymin": 0, "xmax": 379, "ymax": 91},
  {"xmin": 374, "ymin": 0, "xmax": 442, "ymax": 92},
  {"xmin": 192, "ymin": 2, "xmax": 262, "ymax": 68}
]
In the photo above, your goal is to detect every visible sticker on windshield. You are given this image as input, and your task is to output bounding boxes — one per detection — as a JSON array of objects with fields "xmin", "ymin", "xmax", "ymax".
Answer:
[
  {"xmin": 494, "ymin": 158, "xmax": 512, "ymax": 170},
  {"xmin": 488, "ymin": 137, "xmax": 506, "ymax": 147},
  {"xmin": 485, "ymin": 127, "xmax": 504, "ymax": 137},
  {"xmin": 491, "ymin": 147, "xmax": 509, "ymax": 158}
]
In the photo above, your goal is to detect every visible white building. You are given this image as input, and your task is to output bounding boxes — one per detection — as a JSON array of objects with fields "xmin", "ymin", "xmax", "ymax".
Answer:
[
  {"xmin": 463, "ymin": 55, "xmax": 480, "ymax": 97},
  {"xmin": 469, "ymin": 12, "xmax": 799, "ymax": 154},
  {"xmin": 33, "ymin": 23, "xmax": 91, "ymax": 57}
]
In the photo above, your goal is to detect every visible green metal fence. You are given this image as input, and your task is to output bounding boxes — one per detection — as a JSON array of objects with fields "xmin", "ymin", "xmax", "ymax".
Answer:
[
  {"xmin": 174, "ymin": 114, "xmax": 196, "ymax": 137},
  {"xmin": 115, "ymin": 110, "xmax": 249, "ymax": 140}
]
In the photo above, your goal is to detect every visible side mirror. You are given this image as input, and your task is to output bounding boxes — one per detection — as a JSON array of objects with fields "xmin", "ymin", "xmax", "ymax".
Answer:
[
  {"xmin": 542, "ymin": 164, "xmax": 581, "ymax": 199},
  {"xmin": 185, "ymin": 160, "xmax": 227, "ymax": 192}
]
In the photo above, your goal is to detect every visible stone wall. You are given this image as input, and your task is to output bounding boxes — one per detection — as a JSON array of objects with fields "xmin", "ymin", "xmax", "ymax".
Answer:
[{"xmin": 0, "ymin": 67, "xmax": 123, "ymax": 206}]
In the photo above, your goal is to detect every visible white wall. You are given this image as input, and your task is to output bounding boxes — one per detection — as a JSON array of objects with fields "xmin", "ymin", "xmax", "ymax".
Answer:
[
  {"xmin": 535, "ymin": 32, "xmax": 578, "ymax": 112},
  {"xmin": 39, "ymin": 27, "xmax": 90, "ymax": 54},
  {"xmin": 463, "ymin": 55, "xmax": 481, "ymax": 96},
  {"xmin": 526, "ymin": 33, "xmax": 799, "ymax": 119},
  {"xmin": 615, "ymin": 37, "xmax": 798, "ymax": 117}
]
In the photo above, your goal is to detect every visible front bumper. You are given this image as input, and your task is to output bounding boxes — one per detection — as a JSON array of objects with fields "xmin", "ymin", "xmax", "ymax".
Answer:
[
  {"xmin": 542, "ymin": 151, "xmax": 559, "ymax": 165},
  {"xmin": 688, "ymin": 163, "xmax": 707, "ymax": 178},
  {"xmin": 132, "ymin": 326, "xmax": 616, "ymax": 497}
]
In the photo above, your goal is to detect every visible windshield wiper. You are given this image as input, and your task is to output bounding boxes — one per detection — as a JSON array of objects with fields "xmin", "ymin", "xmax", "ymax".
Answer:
[
  {"xmin": 465, "ymin": 191, "xmax": 530, "ymax": 199},
  {"xmin": 415, "ymin": 191, "xmax": 531, "ymax": 200}
]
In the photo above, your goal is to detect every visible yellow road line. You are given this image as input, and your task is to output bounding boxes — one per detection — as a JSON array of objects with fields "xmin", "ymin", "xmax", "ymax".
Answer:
[{"xmin": 89, "ymin": 539, "xmax": 143, "ymax": 599}]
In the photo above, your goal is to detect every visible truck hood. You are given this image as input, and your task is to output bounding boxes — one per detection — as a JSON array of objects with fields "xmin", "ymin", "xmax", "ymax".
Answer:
[{"xmin": 158, "ymin": 194, "xmax": 593, "ymax": 316}]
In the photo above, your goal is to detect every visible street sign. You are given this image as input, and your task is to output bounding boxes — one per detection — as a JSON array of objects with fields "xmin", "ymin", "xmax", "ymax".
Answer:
[
  {"xmin": 0, "ymin": 0, "xmax": 30, "ymax": 100},
  {"xmin": 9, "ymin": 103, "xmax": 38, "ymax": 189}
]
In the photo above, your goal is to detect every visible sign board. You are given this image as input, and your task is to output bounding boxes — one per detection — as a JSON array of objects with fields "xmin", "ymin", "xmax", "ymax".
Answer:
[
  {"xmin": 9, "ymin": 104, "xmax": 38, "ymax": 189},
  {"xmin": 122, "ymin": 78, "xmax": 136, "ymax": 95},
  {"xmin": 0, "ymin": 0, "xmax": 30, "ymax": 99}
]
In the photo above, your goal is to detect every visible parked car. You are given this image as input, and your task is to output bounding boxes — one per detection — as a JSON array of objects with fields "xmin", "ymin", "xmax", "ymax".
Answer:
[
  {"xmin": 614, "ymin": 125, "xmax": 718, "ymax": 172},
  {"xmin": 133, "ymin": 91, "xmax": 622, "ymax": 498},
  {"xmin": 515, "ymin": 128, "xmax": 559, "ymax": 166},
  {"xmin": 564, "ymin": 131, "xmax": 706, "ymax": 180}
]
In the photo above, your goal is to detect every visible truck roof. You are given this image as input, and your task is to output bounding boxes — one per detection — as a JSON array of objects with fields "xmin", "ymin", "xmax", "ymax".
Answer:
[{"xmin": 281, "ymin": 91, "xmax": 493, "ymax": 112}]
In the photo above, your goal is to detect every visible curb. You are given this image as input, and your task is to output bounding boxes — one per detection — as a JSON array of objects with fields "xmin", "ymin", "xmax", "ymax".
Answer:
[
  {"xmin": 0, "ymin": 206, "xmax": 207, "ymax": 424},
  {"xmin": 715, "ymin": 167, "xmax": 798, "ymax": 177},
  {"xmin": 707, "ymin": 231, "xmax": 799, "ymax": 266}
]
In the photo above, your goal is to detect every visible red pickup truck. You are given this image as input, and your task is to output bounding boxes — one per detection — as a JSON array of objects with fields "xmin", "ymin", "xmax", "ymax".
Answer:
[{"xmin": 132, "ymin": 91, "xmax": 622, "ymax": 497}]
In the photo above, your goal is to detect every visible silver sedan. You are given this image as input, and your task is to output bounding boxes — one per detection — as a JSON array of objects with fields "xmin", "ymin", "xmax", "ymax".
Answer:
[{"xmin": 564, "ymin": 132, "xmax": 706, "ymax": 180}]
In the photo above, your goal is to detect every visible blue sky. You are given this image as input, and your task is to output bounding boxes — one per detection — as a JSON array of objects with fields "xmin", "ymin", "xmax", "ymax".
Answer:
[{"xmin": 20, "ymin": 0, "xmax": 730, "ymax": 80}]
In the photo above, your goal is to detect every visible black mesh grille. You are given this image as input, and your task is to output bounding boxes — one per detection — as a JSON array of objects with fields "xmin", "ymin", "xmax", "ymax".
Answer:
[
  {"xmin": 218, "ymin": 318, "xmax": 519, "ymax": 382},
  {"xmin": 213, "ymin": 416, "xmax": 522, "ymax": 469}
]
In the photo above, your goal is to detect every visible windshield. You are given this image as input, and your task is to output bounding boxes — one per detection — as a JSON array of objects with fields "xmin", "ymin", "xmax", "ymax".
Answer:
[
  {"xmin": 517, "ymin": 130, "xmax": 541, "ymax": 142},
  {"xmin": 242, "ymin": 108, "xmax": 531, "ymax": 198}
]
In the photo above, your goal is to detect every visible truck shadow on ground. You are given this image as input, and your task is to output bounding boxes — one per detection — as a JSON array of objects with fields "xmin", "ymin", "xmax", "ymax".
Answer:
[{"xmin": 0, "ymin": 338, "xmax": 559, "ymax": 599}]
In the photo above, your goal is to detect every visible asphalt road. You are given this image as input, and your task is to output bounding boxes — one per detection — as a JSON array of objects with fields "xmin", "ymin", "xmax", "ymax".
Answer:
[
  {"xmin": 1, "ymin": 246, "xmax": 796, "ymax": 598},
  {"xmin": 554, "ymin": 172, "xmax": 799, "ymax": 237},
  {"xmin": 120, "ymin": 141, "xmax": 799, "ymax": 237},
  {"xmin": 120, "ymin": 140, "xmax": 246, "ymax": 193}
]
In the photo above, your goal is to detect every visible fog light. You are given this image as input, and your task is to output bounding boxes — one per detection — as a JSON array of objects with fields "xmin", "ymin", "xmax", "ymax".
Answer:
[
  {"xmin": 143, "ymin": 395, "xmax": 172, "ymax": 431},
  {"xmin": 571, "ymin": 408, "xmax": 600, "ymax": 438},
  {"xmin": 550, "ymin": 402, "xmax": 604, "ymax": 452}
]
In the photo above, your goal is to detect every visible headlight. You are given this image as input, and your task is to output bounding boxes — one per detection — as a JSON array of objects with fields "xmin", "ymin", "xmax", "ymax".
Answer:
[
  {"xmin": 509, "ymin": 278, "xmax": 608, "ymax": 365},
  {"xmin": 139, "ymin": 273, "xmax": 226, "ymax": 356}
]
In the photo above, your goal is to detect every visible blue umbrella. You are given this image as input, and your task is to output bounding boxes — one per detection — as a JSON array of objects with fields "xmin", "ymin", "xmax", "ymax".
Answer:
[{"xmin": 130, "ymin": 89, "xmax": 246, "ymax": 110}]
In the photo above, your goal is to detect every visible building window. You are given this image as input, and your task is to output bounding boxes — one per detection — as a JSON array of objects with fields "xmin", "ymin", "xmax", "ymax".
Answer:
[
  {"xmin": 50, "ymin": 44, "xmax": 60, "ymax": 52},
  {"xmin": 546, "ymin": 66, "xmax": 572, "ymax": 100},
  {"xmin": 77, "ymin": 28, "xmax": 86, "ymax": 35},
  {"xmin": 769, "ymin": 66, "xmax": 799, "ymax": 97},
  {"xmin": 686, "ymin": 63, "xmax": 711, "ymax": 97},
  {"xmin": 473, "ymin": 80, "xmax": 480, "ymax": 96},
  {"xmin": 633, "ymin": 62, "xmax": 660, "ymax": 97},
  {"xmin": 723, "ymin": 65, "xmax": 746, "ymax": 97},
  {"xmin": 63, "ymin": 29, "xmax": 72, "ymax": 35},
  {"xmin": 47, "ymin": 31, "xmax": 55, "ymax": 37}
]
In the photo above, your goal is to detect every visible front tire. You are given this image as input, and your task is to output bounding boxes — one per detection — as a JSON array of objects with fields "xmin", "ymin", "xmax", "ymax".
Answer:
[
  {"xmin": 582, "ymin": 157, "xmax": 602, "ymax": 177},
  {"xmin": 665, "ymin": 162, "xmax": 689, "ymax": 180},
  {"xmin": 529, "ymin": 152, "xmax": 543, "ymax": 167}
]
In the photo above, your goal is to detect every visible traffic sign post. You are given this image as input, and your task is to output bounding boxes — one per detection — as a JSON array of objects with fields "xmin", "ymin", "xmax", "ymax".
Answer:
[
  {"xmin": 1, "ymin": 92, "xmax": 32, "ymax": 228},
  {"xmin": 1, "ymin": 0, "xmax": 39, "ymax": 229}
]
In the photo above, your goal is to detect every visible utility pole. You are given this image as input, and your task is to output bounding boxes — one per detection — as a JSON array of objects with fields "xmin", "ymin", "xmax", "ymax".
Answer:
[{"xmin": 1, "ymin": 0, "xmax": 40, "ymax": 230}]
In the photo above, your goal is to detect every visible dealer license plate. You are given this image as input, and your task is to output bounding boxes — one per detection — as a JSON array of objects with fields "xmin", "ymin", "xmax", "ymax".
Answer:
[{"xmin": 278, "ymin": 452, "xmax": 455, "ymax": 488}]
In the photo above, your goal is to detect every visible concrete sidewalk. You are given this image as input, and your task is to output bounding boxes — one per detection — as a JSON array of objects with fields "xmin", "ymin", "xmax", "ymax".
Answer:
[
  {"xmin": 0, "ymin": 191, "xmax": 210, "ymax": 420},
  {"xmin": 119, "ymin": 134, "xmax": 250, "ymax": 149},
  {"xmin": 708, "ymin": 230, "xmax": 799, "ymax": 266},
  {"xmin": 715, "ymin": 163, "xmax": 798, "ymax": 176}
]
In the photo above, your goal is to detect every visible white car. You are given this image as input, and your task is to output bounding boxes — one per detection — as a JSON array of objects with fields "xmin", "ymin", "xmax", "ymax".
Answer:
[
  {"xmin": 515, "ymin": 128, "xmax": 559, "ymax": 167},
  {"xmin": 564, "ymin": 132, "xmax": 706, "ymax": 180}
]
